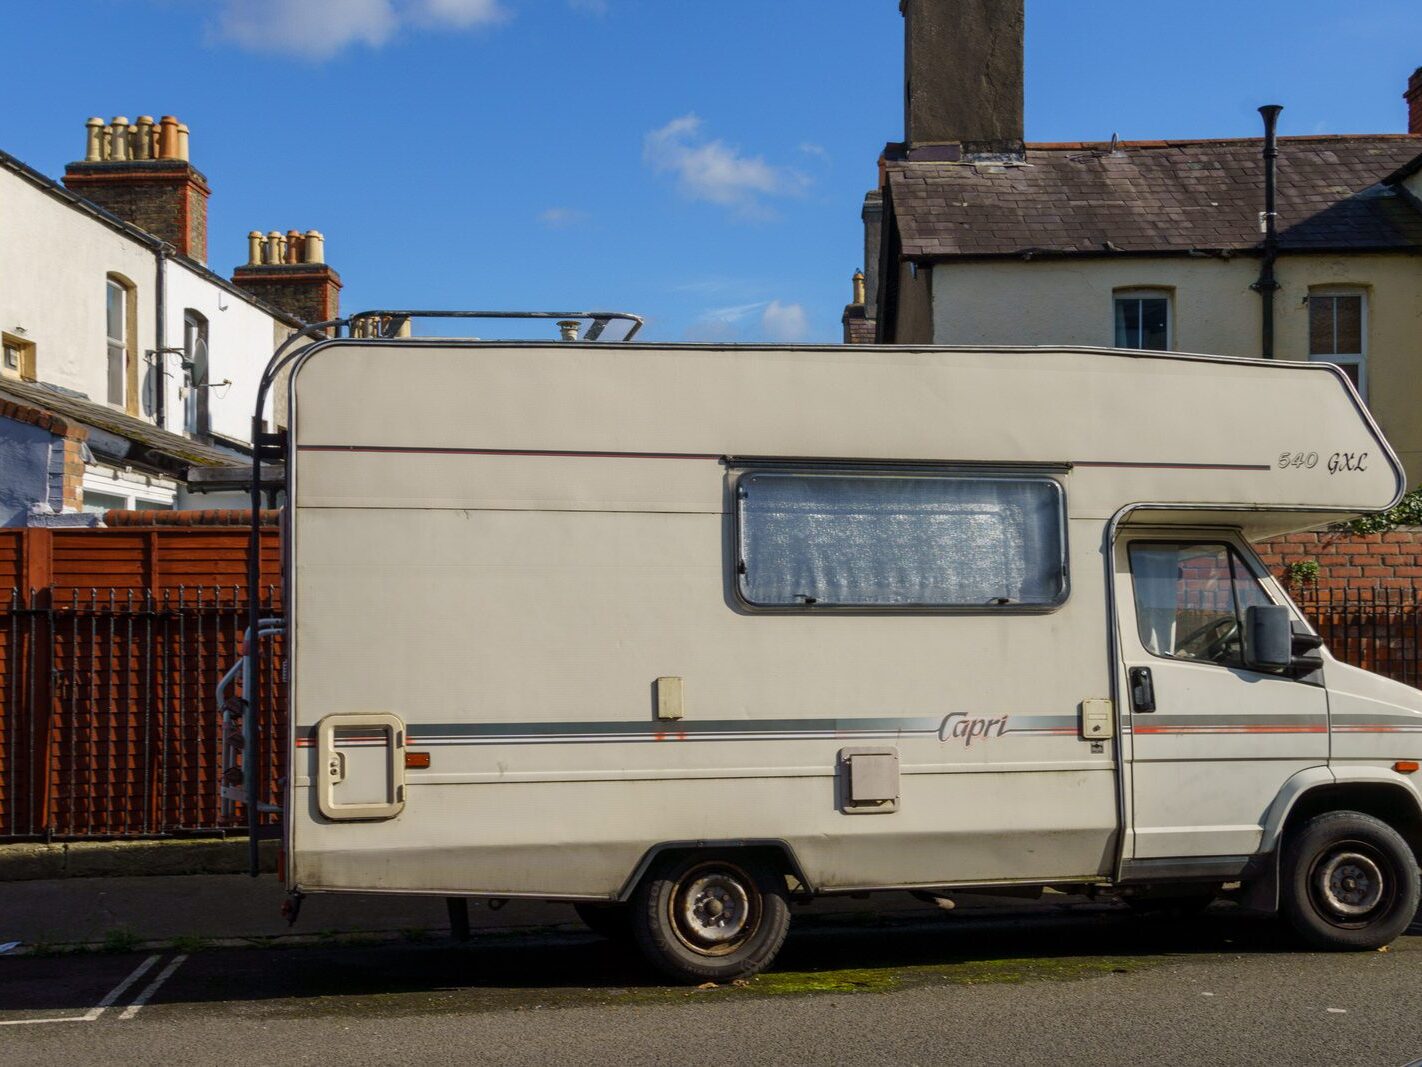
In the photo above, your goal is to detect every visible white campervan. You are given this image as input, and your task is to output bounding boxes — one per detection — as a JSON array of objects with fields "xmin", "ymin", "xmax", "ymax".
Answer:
[{"xmin": 233, "ymin": 319, "xmax": 1422, "ymax": 982}]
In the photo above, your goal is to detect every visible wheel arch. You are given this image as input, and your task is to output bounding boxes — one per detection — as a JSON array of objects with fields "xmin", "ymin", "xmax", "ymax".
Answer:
[
  {"xmin": 616, "ymin": 839, "xmax": 814, "ymax": 902},
  {"xmin": 1244, "ymin": 768, "xmax": 1422, "ymax": 913}
]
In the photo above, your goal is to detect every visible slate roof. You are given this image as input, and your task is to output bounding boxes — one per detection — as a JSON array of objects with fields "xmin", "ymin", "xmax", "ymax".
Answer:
[
  {"xmin": 886, "ymin": 135, "xmax": 1422, "ymax": 259},
  {"xmin": 0, "ymin": 378, "xmax": 246, "ymax": 474}
]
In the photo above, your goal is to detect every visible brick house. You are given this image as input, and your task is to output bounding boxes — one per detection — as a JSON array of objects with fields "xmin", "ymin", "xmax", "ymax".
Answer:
[
  {"xmin": 0, "ymin": 116, "xmax": 345, "ymax": 522},
  {"xmin": 848, "ymin": 0, "xmax": 1422, "ymax": 591}
]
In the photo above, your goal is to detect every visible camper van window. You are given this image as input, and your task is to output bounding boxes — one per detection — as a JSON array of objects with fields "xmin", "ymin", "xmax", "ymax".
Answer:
[
  {"xmin": 735, "ymin": 472, "xmax": 1066, "ymax": 609},
  {"xmin": 1128, "ymin": 542, "xmax": 1275, "ymax": 668}
]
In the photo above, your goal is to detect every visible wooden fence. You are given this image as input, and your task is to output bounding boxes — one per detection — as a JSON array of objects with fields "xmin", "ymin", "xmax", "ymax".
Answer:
[{"xmin": 0, "ymin": 518, "xmax": 284, "ymax": 840}]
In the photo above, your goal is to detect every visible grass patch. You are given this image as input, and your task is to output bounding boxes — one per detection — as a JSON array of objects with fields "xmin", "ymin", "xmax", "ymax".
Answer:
[
  {"xmin": 169, "ymin": 935, "xmax": 209, "ymax": 954},
  {"xmin": 101, "ymin": 927, "xmax": 141, "ymax": 954}
]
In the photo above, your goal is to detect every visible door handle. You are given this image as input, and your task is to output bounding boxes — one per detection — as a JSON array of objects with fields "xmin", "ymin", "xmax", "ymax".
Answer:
[{"xmin": 1128, "ymin": 667, "xmax": 1156, "ymax": 713}]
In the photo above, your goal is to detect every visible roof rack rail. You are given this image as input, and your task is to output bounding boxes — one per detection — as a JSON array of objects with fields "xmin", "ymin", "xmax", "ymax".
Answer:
[{"xmin": 344, "ymin": 309, "xmax": 644, "ymax": 341}]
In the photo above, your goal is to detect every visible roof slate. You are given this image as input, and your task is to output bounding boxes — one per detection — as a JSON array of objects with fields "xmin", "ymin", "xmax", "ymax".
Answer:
[
  {"xmin": 0, "ymin": 378, "xmax": 246, "ymax": 472},
  {"xmin": 887, "ymin": 135, "xmax": 1422, "ymax": 259}
]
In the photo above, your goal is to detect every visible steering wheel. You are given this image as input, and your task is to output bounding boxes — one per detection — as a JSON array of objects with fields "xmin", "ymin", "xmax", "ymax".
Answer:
[{"xmin": 1176, "ymin": 616, "xmax": 1239, "ymax": 662}]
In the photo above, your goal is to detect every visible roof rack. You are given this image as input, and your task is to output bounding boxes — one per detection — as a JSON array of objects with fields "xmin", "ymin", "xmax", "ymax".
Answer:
[{"xmin": 344, "ymin": 309, "xmax": 643, "ymax": 341}]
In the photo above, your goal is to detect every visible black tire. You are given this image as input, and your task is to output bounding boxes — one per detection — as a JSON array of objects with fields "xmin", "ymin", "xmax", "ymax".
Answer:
[
  {"xmin": 630, "ymin": 852, "xmax": 791, "ymax": 983},
  {"xmin": 1280, "ymin": 811, "xmax": 1420, "ymax": 951},
  {"xmin": 574, "ymin": 902, "xmax": 633, "ymax": 941}
]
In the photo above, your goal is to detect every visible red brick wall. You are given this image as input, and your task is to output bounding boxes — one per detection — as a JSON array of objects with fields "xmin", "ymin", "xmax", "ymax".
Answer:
[
  {"xmin": 63, "ymin": 161, "xmax": 211, "ymax": 262},
  {"xmin": 231, "ymin": 264, "xmax": 342, "ymax": 327},
  {"xmin": 1255, "ymin": 528, "xmax": 1422, "ymax": 592}
]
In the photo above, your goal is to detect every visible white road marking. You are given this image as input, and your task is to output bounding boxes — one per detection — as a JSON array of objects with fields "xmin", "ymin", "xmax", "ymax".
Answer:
[
  {"xmin": 84, "ymin": 954, "xmax": 163, "ymax": 1021},
  {"xmin": 118, "ymin": 954, "xmax": 188, "ymax": 1020},
  {"xmin": 0, "ymin": 953, "xmax": 160, "ymax": 1027}
]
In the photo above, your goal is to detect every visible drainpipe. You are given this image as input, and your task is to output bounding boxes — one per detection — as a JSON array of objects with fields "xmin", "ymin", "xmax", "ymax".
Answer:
[
  {"xmin": 155, "ymin": 244, "xmax": 167, "ymax": 429},
  {"xmin": 1252, "ymin": 105, "xmax": 1283, "ymax": 359}
]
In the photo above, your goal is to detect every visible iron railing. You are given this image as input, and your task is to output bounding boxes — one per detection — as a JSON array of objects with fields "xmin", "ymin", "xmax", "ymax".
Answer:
[
  {"xmin": 0, "ymin": 585, "xmax": 284, "ymax": 841},
  {"xmin": 3, "ymin": 579, "xmax": 1422, "ymax": 841}
]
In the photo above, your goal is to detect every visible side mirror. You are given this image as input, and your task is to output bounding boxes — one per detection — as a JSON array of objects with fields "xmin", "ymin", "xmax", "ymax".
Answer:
[{"xmin": 1243, "ymin": 605, "xmax": 1293, "ymax": 672}]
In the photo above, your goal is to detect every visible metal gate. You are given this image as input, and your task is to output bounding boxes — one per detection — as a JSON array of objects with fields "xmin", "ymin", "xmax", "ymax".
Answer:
[{"xmin": 1, "ymin": 585, "xmax": 285, "ymax": 840}]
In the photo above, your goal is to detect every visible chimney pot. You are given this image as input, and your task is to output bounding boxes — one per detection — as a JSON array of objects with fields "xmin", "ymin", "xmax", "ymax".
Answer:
[
  {"xmin": 135, "ymin": 116, "xmax": 154, "ymax": 160},
  {"xmin": 285, "ymin": 229, "xmax": 301, "ymax": 264},
  {"xmin": 247, "ymin": 231, "xmax": 263, "ymax": 265},
  {"xmin": 84, "ymin": 117, "xmax": 104, "ymax": 161},
  {"xmin": 158, "ymin": 116, "xmax": 180, "ymax": 159},
  {"xmin": 557, "ymin": 320, "xmax": 581, "ymax": 342},
  {"xmin": 852, "ymin": 269, "xmax": 867, "ymax": 306},
  {"xmin": 304, "ymin": 230, "xmax": 325, "ymax": 264},
  {"xmin": 109, "ymin": 118, "xmax": 130, "ymax": 160},
  {"xmin": 175, "ymin": 122, "xmax": 190, "ymax": 162}
]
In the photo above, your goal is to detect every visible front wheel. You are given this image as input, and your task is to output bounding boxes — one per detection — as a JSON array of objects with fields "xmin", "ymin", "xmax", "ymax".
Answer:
[
  {"xmin": 631, "ymin": 853, "xmax": 791, "ymax": 983},
  {"xmin": 1280, "ymin": 811, "xmax": 1420, "ymax": 951}
]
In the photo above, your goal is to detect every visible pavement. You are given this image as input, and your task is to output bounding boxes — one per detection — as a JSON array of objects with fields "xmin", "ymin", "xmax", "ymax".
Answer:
[{"xmin": 2, "ymin": 897, "xmax": 1421, "ymax": 1066}]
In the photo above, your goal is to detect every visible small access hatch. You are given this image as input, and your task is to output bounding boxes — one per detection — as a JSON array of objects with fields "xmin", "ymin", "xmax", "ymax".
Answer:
[{"xmin": 316, "ymin": 713, "xmax": 408, "ymax": 821}]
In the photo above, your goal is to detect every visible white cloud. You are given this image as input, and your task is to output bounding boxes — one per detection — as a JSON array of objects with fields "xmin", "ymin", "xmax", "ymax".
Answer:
[
  {"xmin": 798, "ymin": 142, "xmax": 830, "ymax": 162},
  {"xmin": 411, "ymin": 0, "xmax": 505, "ymax": 27},
  {"xmin": 644, "ymin": 114, "xmax": 809, "ymax": 217},
  {"xmin": 760, "ymin": 301, "xmax": 810, "ymax": 343},
  {"xmin": 215, "ymin": 0, "xmax": 506, "ymax": 59},
  {"xmin": 687, "ymin": 299, "xmax": 811, "ymax": 343},
  {"xmin": 538, "ymin": 207, "xmax": 589, "ymax": 228}
]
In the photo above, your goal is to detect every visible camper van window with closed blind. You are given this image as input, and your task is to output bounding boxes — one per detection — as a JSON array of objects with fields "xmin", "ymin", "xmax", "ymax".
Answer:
[{"xmin": 735, "ymin": 471, "xmax": 1066, "ymax": 609}]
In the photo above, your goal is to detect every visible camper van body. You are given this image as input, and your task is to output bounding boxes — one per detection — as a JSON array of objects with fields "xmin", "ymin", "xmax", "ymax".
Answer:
[{"xmin": 275, "ymin": 339, "xmax": 1422, "ymax": 978}]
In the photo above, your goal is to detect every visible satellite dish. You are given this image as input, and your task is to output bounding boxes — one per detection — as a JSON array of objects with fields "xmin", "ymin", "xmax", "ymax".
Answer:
[{"xmin": 187, "ymin": 336, "xmax": 209, "ymax": 386}]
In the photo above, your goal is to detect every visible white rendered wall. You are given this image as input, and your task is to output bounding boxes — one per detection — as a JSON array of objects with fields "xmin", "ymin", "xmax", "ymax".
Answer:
[
  {"xmin": 0, "ymin": 167, "xmax": 158, "ymax": 410},
  {"xmin": 164, "ymin": 258, "xmax": 284, "ymax": 441}
]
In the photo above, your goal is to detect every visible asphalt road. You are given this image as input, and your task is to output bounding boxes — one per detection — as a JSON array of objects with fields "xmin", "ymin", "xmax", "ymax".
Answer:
[{"xmin": 3, "ymin": 903, "xmax": 1421, "ymax": 1066}]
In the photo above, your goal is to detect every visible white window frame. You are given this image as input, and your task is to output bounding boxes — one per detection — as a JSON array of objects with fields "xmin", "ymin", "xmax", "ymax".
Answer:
[
  {"xmin": 106, "ymin": 277, "xmax": 128, "ymax": 407},
  {"xmin": 1308, "ymin": 288, "xmax": 1368, "ymax": 401},
  {"xmin": 1112, "ymin": 288, "xmax": 1173, "ymax": 352},
  {"xmin": 82, "ymin": 468, "xmax": 177, "ymax": 515}
]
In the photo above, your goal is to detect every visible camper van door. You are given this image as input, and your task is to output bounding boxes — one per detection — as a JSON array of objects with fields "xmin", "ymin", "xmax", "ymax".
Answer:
[{"xmin": 1115, "ymin": 534, "xmax": 1328, "ymax": 860}]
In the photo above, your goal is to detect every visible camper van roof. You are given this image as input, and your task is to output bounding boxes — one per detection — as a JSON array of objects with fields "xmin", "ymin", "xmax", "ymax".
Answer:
[{"xmin": 287, "ymin": 341, "xmax": 1403, "ymax": 541}]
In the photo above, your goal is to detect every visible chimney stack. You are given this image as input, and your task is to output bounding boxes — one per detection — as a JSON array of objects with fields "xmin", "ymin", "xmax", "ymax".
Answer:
[
  {"xmin": 1407, "ymin": 67, "xmax": 1422, "ymax": 135},
  {"xmin": 232, "ymin": 229, "xmax": 342, "ymax": 329},
  {"xmin": 900, "ymin": 0, "xmax": 1025, "ymax": 161},
  {"xmin": 64, "ymin": 115, "xmax": 210, "ymax": 261}
]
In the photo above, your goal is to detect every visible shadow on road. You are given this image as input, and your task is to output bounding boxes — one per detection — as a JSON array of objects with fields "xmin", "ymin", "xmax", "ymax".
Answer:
[{"xmin": 4, "ymin": 902, "xmax": 1418, "ymax": 1017}]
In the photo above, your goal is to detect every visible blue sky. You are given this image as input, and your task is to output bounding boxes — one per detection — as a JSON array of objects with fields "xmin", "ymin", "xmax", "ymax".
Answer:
[{"xmin": 5, "ymin": 1, "xmax": 1420, "ymax": 344}]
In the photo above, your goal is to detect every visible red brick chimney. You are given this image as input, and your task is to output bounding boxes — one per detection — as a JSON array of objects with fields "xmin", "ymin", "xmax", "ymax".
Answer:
[
  {"xmin": 63, "ymin": 116, "xmax": 210, "ymax": 262},
  {"xmin": 1408, "ymin": 67, "xmax": 1422, "ymax": 135},
  {"xmin": 232, "ymin": 230, "xmax": 342, "ymax": 328}
]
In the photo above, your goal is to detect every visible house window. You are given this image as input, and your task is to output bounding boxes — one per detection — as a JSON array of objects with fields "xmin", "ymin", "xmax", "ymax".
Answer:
[
  {"xmin": 1113, "ymin": 289, "xmax": 1171, "ymax": 351},
  {"xmin": 735, "ymin": 470, "xmax": 1067, "ymax": 610},
  {"xmin": 1308, "ymin": 289, "xmax": 1367, "ymax": 399},
  {"xmin": 183, "ymin": 310, "xmax": 210, "ymax": 438},
  {"xmin": 2, "ymin": 333, "xmax": 35, "ymax": 381},
  {"xmin": 105, "ymin": 275, "xmax": 135, "ymax": 408}
]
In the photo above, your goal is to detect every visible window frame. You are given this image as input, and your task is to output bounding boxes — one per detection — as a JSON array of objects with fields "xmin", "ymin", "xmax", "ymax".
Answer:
[
  {"xmin": 182, "ymin": 309, "xmax": 210, "ymax": 438},
  {"xmin": 1, "ymin": 333, "xmax": 35, "ymax": 382},
  {"xmin": 1125, "ymin": 538, "xmax": 1287, "ymax": 674},
  {"xmin": 1307, "ymin": 287, "xmax": 1368, "ymax": 401},
  {"xmin": 731, "ymin": 465, "xmax": 1071, "ymax": 616},
  {"xmin": 1112, "ymin": 288, "xmax": 1173, "ymax": 352},
  {"xmin": 105, "ymin": 273, "xmax": 138, "ymax": 413}
]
